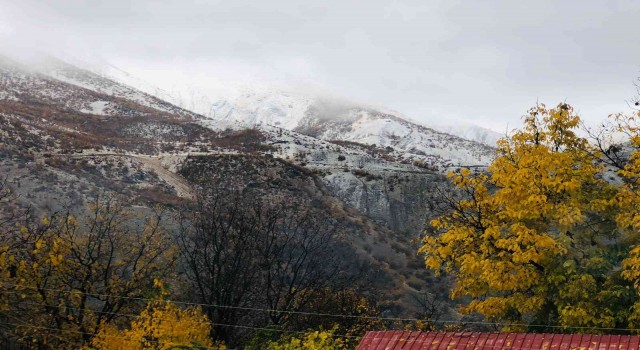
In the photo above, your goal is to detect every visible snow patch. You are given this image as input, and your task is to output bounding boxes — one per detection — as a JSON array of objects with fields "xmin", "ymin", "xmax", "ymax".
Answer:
[{"xmin": 82, "ymin": 100, "xmax": 110, "ymax": 115}]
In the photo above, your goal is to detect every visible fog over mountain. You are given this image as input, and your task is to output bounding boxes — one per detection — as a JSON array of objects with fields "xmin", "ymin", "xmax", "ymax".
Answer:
[{"xmin": 1, "ymin": 0, "xmax": 639, "ymax": 133}]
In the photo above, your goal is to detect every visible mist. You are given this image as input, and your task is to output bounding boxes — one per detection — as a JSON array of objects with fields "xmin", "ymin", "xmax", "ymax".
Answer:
[{"xmin": 1, "ymin": 0, "xmax": 639, "ymax": 132}]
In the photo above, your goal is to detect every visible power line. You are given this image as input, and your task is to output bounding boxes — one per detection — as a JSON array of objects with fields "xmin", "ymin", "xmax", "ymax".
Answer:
[
  {"xmin": 1, "ymin": 281, "xmax": 638, "ymax": 333},
  {"xmin": 0, "ymin": 317, "xmax": 211, "ymax": 348},
  {"xmin": 0, "ymin": 317, "xmax": 628, "ymax": 350},
  {"xmin": 9, "ymin": 299, "xmax": 362, "ymax": 340},
  {"xmin": 1, "ymin": 301, "xmax": 364, "ymax": 344},
  {"xmin": 4, "ymin": 303, "xmax": 630, "ymax": 350},
  {"xmin": 2, "ymin": 291, "xmax": 639, "ymax": 349}
]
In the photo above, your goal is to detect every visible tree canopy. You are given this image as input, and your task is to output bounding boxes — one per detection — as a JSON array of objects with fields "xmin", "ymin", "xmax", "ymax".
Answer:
[{"xmin": 421, "ymin": 103, "xmax": 640, "ymax": 331}]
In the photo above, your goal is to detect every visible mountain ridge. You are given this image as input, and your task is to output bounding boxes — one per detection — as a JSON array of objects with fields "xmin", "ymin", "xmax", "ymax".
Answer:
[
  {"xmin": 42, "ymin": 53, "xmax": 502, "ymax": 147},
  {"xmin": 0, "ymin": 53, "xmax": 484, "ymax": 321}
]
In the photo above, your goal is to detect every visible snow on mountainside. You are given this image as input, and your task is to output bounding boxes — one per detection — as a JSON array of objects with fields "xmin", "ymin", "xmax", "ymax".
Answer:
[
  {"xmin": 352, "ymin": 104, "xmax": 504, "ymax": 148},
  {"xmin": 429, "ymin": 122, "xmax": 503, "ymax": 147},
  {"xmin": 206, "ymin": 89, "xmax": 501, "ymax": 148},
  {"xmin": 73, "ymin": 61, "xmax": 501, "ymax": 148},
  {"xmin": 202, "ymin": 89, "xmax": 503, "ymax": 147},
  {"xmin": 0, "ymin": 54, "xmax": 227, "ymax": 155},
  {"xmin": 294, "ymin": 105, "xmax": 494, "ymax": 168},
  {"xmin": 22, "ymin": 55, "xmax": 201, "ymax": 120},
  {"xmin": 208, "ymin": 89, "xmax": 314, "ymax": 130},
  {"xmin": 193, "ymin": 88, "xmax": 495, "ymax": 167},
  {"xmin": 16, "ymin": 53, "xmax": 495, "ymax": 169}
]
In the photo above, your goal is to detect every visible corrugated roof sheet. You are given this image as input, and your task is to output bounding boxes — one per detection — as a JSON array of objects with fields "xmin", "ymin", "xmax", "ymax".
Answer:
[{"xmin": 355, "ymin": 331, "xmax": 640, "ymax": 350}]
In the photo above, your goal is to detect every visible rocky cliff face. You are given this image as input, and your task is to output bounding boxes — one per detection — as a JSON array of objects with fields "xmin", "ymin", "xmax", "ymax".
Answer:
[
  {"xmin": 233, "ymin": 124, "xmax": 455, "ymax": 238},
  {"xmin": 0, "ymin": 53, "xmax": 480, "ymax": 317},
  {"xmin": 23, "ymin": 54, "xmax": 495, "ymax": 239},
  {"xmin": 323, "ymin": 169, "xmax": 445, "ymax": 234}
]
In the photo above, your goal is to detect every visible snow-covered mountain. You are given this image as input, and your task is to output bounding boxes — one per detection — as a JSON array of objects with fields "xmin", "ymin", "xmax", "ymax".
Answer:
[
  {"xmin": 195, "ymin": 87, "xmax": 502, "ymax": 148},
  {"xmin": 10, "ymin": 53, "xmax": 495, "ymax": 171},
  {"xmin": 23, "ymin": 55, "xmax": 200, "ymax": 119},
  {"xmin": 207, "ymin": 89, "xmax": 314, "ymax": 130},
  {"xmin": 53, "ymin": 56, "xmax": 502, "ymax": 148},
  {"xmin": 428, "ymin": 122, "xmax": 504, "ymax": 147},
  {"xmin": 0, "ymin": 53, "xmax": 505, "ymax": 315},
  {"xmin": 195, "ymin": 88, "xmax": 495, "ymax": 167},
  {"xmin": 210, "ymin": 89, "xmax": 502, "ymax": 147}
]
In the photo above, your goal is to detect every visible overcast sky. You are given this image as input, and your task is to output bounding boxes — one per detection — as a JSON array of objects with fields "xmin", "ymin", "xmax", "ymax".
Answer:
[{"xmin": 1, "ymin": 0, "xmax": 639, "ymax": 131}]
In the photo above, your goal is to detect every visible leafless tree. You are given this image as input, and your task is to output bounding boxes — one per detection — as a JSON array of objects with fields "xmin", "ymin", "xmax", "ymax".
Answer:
[
  {"xmin": 176, "ymin": 191, "xmax": 262, "ymax": 344},
  {"xmin": 254, "ymin": 206, "xmax": 345, "ymax": 326},
  {"xmin": 0, "ymin": 176, "xmax": 28, "ymax": 233},
  {"xmin": 627, "ymin": 76, "xmax": 640, "ymax": 111},
  {"xmin": 582, "ymin": 120, "xmax": 628, "ymax": 170},
  {"xmin": 409, "ymin": 291, "xmax": 448, "ymax": 329},
  {"xmin": 176, "ymin": 190, "xmax": 351, "ymax": 345}
]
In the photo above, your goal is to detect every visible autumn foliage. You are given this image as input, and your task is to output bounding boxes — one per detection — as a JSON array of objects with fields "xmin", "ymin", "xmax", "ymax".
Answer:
[
  {"xmin": 8, "ymin": 100, "xmax": 640, "ymax": 348},
  {"xmin": 261, "ymin": 327, "xmax": 345, "ymax": 350},
  {"xmin": 0, "ymin": 199, "xmax": 178, "ymax": 348},
  {"xmin": 421, "ymin": 103, "xmax": 640, "ymax": 331},
  {"xmin": 89, "ymin": 288, "xmax": 222, "ymax": 350},
  {"xmin": 0, "ymin": 193, "xmax": 368, "ymax": 349}
]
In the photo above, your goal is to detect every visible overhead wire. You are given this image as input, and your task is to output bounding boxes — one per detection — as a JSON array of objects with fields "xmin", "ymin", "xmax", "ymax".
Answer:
[
  {"xmin": 0, "ymin": 281, "xmax": 638, "ymax": 333},
  {"xmin": 0, "ymin": 317, "xmax": 634, "ymax": 350},
  {"xmin": 8, "ymin": 299, "xmax": 364, "ymax": 339},
  {"xmin": 0, "ymin": 290, "xmax": 639, "ymax": 349}
]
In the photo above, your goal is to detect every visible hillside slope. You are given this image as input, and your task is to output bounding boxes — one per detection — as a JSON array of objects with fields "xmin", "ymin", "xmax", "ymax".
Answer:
[{"xmin": 0, "ymin": 53, "xmax": 459, "ymax": 318}]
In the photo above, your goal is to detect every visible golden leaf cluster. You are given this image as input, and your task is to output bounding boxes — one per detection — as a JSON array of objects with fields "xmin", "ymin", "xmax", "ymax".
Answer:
[{"xmin": 421, "ymin": 104, "xmax": 640, "ymax": 330}]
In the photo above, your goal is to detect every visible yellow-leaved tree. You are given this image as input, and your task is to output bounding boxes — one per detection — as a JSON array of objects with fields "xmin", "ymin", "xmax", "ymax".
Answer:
[
  {"xmin": 88, "ymin": 292, "xmax": 223, "ymax": 350},
  {"xmin": 0, "ymin": 197, "xmax": 177, "ymax": 348},
  {"xmin": 420, "ymin": 103, "xmax": 636, "ymax": 330},
  {"xmin": 612, "ymin": 111, "xmax": 640, "ymax": 328}
]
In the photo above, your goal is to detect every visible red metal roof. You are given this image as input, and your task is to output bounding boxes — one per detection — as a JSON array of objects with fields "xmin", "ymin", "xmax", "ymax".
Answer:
[{"xmin": 355, "ymin": 331, "xmax": 640, "ymax": 350}]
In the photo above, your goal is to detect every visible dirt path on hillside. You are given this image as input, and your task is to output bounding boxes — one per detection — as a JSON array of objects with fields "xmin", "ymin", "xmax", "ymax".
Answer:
[
  {"xmin": 132, "ymin": 155, "xmax": 195, "ymax": 199},
  {"xmin": 40, "ymin": 152, "xmax": 197, "ymax": 200}
]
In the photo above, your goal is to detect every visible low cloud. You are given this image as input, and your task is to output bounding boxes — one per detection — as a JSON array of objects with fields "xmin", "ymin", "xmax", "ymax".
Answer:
[{"xmin": 1, "ymin": 0, "xmax": 638, "ymax": 131}]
